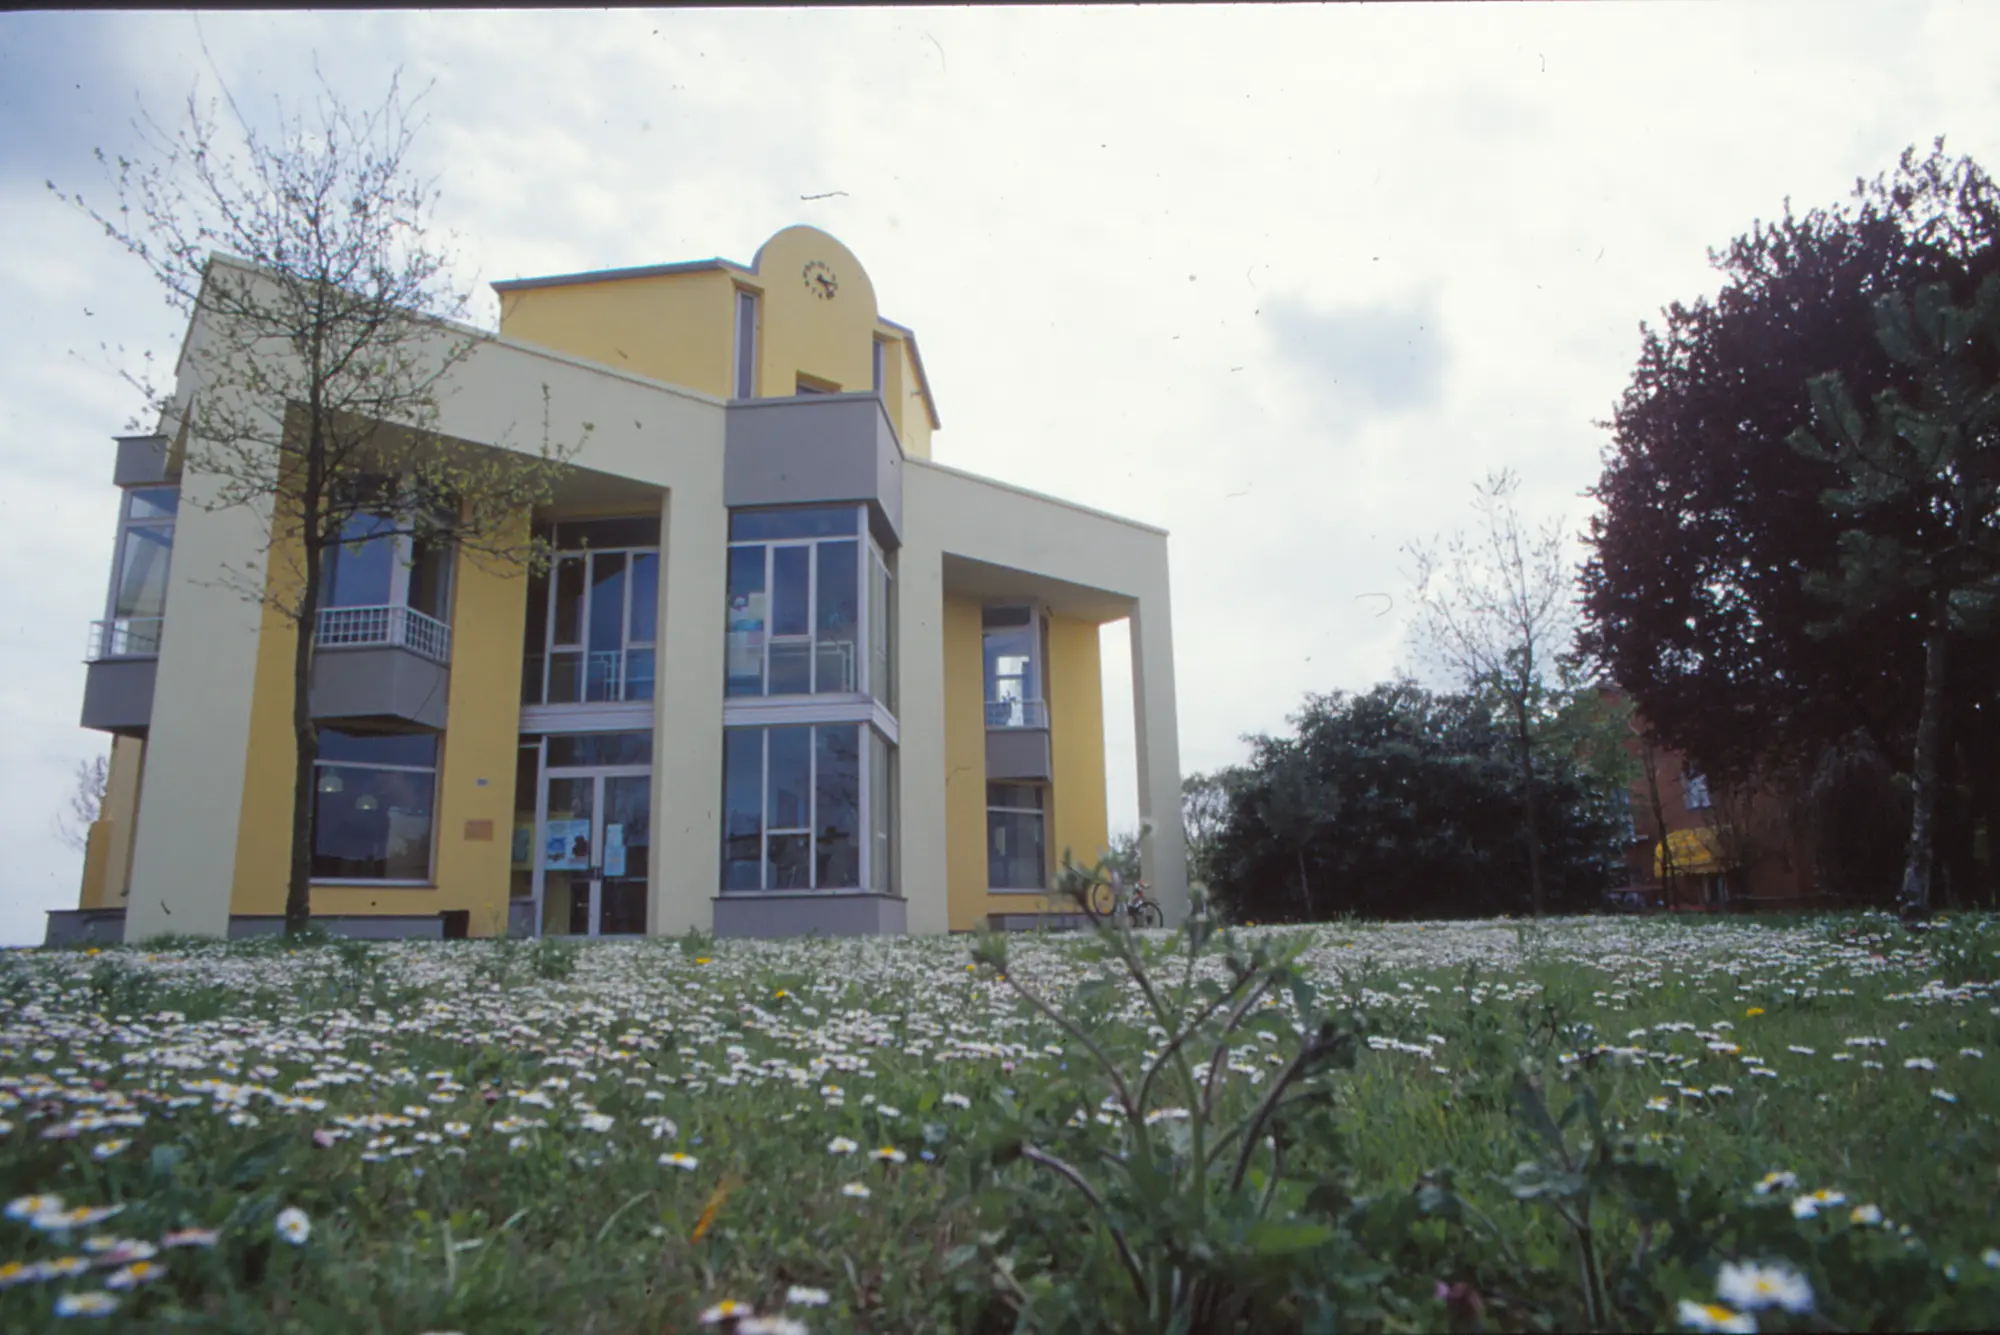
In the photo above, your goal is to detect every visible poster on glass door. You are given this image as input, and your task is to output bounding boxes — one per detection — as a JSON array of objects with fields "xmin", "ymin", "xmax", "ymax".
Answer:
[
  {"xmin": 545, "ymin": 819, "xmax": 592, "ymax": 871},
  {"xmin": 603, "ymin": 823, "xmax": 626, "ymax": 878}
]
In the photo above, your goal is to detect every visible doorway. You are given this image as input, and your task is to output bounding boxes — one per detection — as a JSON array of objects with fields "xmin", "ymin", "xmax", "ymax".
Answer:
[{"xmin": 538, "ymin": 765, "xmax": 651, "ymax": 936}]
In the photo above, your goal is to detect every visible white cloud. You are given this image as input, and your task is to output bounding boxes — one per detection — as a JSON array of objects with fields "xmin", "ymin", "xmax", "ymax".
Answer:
[{"xmin": 2, "ymin": 4, "xmax": 1996, "ymax": 941}]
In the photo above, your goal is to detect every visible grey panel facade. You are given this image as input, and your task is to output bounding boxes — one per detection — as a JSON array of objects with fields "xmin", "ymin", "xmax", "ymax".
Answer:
[
  {"xmin": 724, "ymin": 394, "xmax": 904, "ymax": 545},
  {"xmin": 712, "ymin": 892, "xmax": 908, "ymax": 938},
  {"xmin": 113, "ymin": 435, "xmax": 172, "ymax": 487},
  {"xmin": 224, "ymin": 915, "xmax": 447, "ymax": 941},
  {"xmin": 985, "ymin": 727, "xmax": 1053, "ymax": 781},
  {"xmin": 43, "ymin": 909, "xmax": 131, "ymax": 947},
  {"xmin": 311, "ymin": 647, "xmax": 450, "ymax": 730},
  {"xmin": 81, "ymin": 658, "xmax": 158, "ymax": 735}
]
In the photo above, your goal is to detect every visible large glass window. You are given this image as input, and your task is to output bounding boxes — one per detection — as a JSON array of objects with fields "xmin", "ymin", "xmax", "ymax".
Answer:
[
  {"xmin": 733, "ymin": 289, "xmax": 759, "ymax": 399},
  {"xmin": 720, "ymin": 722, "xmax": 886, "ymax": 892},
  {"xmin": 983, "ymin": 606, "xmax": 1041, "ymax": 727},
  {"xmin": 869, "ymin": 728, "xmax": 895, "ymax": 893},
  {"xmin": 312, "ymin": 729, "xmax": 438, "ymax": 882},
  {"xmin": 522, "ymin": 524, "xmax": 659, "ymax": 706},
  {"xmin": 102, "ymin": 487, "xmax": 178, "ymax": 655},
  {"xmin": 725, "ymin": 506, "xmax": 884, "ymax": 700},
  {"xmin": 324, "ymin": 513, "xmax": 399, "ymax": 608},
  {"xmin": 987, "ymin": 783, "xmax": 1047, "ymax": 890},
  {"xmin": 868, "ymin": 548, "xmax": 894, "ymax": 712}
]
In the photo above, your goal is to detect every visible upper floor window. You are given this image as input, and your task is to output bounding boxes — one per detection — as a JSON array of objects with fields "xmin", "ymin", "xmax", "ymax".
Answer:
[
  {"xmin": 321, "ymin": 509, "xmax": 454, "ymax": 621},
  {"xmin": 727, "ymin": 505, "xmax": 889, "ymax": 701},
  {"xmin": 1682, "ymin": 771, "xmax": 1712, "ymax": 810},
  {"xmin": 872, "ymin": 338, "xmax": 887, "ymax": 395},
  {"xmin": 312, "ymin": 728, "xmax": 438, "ymax": 883},
  {"xmin": 101, "ymin": 486, "xmax": 178, "ymax": 655},
  {"xmin": 733, "ymin": 289, "xmax": 759, "ymax": 399},
  {"xmin": 522, "ymin": 516, "xmax": 660, "ymax": 705},
  {"xmin": 983, "ymin": 605, "xmax": 1045, "ymax": 728}
]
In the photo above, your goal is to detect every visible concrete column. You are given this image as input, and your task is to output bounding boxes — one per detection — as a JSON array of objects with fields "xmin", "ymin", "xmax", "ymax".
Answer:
[
  {"xmin": 651, "ymin": 484, "xmax": 728, "ymax": 934},
  {"xmin": 1129, "ymin": 583, "xmax": 1187, "ymax": 923},
  {"xmin": 896, "ymin": 542, "xmax": 949, "ymax": 934},
  {"xmin": 123, "ymin": 450, "xmax": 271, "ymax": 942}
]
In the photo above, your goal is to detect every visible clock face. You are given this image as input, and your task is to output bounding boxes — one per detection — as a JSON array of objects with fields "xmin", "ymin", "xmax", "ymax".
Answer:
[{"xmin": 802, "ymin": 259, "xmax": 839, "ymax": 300}]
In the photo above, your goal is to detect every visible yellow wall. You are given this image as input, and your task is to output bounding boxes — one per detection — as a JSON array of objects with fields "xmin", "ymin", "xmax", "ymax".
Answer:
[
  {"xmin": 494, "ymin": 227, "xmax": 938, "ymax": 459},
  {"xmin": 78, "ymin": 736, "xmax": 146, "ymax": 909},
  {"xmin": 498, "ymin": 270, "xmax": 738, "ymax": 400},
  {"xmin": 229, "ymin": 515, "xmax": 533, "ymax": 934},
  {"xmin": 1045, "ymin": 613, "xmax": 1110, "ymax": 891},
  {"xmin": 942, "ymin": 594, "xmax": 989, "ymax": 931}
]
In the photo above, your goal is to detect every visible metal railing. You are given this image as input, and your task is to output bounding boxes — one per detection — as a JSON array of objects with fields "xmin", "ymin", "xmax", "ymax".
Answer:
[
  {"xmin": 522, "ymin": 649, "xmax": 654, "ymax": 705},
  {"xmin": 88, "ymin": 617, "xmax": 165, "ymax": 660},
  {"xmin": 985, "ymin": 697, "xmax": 1049, "ymax": 729},
  {"xmin": 316, "ymin": 604, "xmax": 453, "ymax": 664}
]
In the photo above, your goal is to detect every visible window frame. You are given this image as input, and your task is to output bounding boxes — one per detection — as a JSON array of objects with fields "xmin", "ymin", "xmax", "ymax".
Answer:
[
  {"xmin": 986, "ymin": 782, "xmax": 1049, "ymax": 892},
  {"xmin": 310, "ymin": 728, "xmax": 441, "ymax": 886},
  {"xmin": 733, "ymin": 287, "xmax": 759, "ymax": 399},
  {"xmin": 720, "ymin": 721, "xmax": 890, "ymax": 894},
  {"xmin": 102, "ymin": 485, "xmax": 180, "ymax": 651},
  {"xmin": 725, "ymin": 505, "xmax": 880, "ymax": 701},
  {"xmin": 982, "ymin": 603, "xmax": 1045, "ymax": 727},
  {"xmin": 1682, "ymin": 771, "xmax": 1712, "ymax": 811},
  {"xmin": 525, "ymin": 538, "xmax": 661, "ymax": 706}
]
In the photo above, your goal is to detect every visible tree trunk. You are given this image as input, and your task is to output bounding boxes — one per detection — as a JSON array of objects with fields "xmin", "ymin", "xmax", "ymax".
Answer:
[
  {"xmin": 285, "ymin": 419, "xmax": 326, "ymax": 938},
  {"xmin": 1295, "ymin": 845, "xmax": 1313, "ymax": 922},
  {"xmin": 1515, "ymin": 700, "xmax": 1546, "ymax": 917},
  {"xmin": 1900, "ymin": 593, "xmax": 1950, "ymax": 919}
]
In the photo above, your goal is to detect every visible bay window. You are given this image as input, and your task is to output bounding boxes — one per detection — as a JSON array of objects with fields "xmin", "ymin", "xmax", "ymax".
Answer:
[
  {"xmin": 312, "ymin": 728, "xmax": 438, "ymax": 882},
  {"xmin": 725, "ymin": 505, "xmax": 890, "ymax": 700},
  {"xmin": 99, "ymin": 486, "xmax": 178, "ymax": 656},
  {"xmin": 522, "ymin": 516, "xmax": 661, "ymax": 705},
  {"xmin": 721, "ymin": 721, "xmax": 895, "ymax": 893},
  {"xmin": 983, "ymin": 605, "xmax": 1044, "ymax": 728}
]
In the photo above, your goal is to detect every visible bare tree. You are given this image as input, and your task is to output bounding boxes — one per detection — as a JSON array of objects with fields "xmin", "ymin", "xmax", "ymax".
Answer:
[
  {"xmin": 52, "ymin": 755, "xmax": 112, "ymax": 856},
  {"xmin": 1407, "ymin": 469, "xmax": 1576, "ymax": 916},
  {"xmin": 52, "ymin": 69, "xmax": 580, "ymax": 935}
]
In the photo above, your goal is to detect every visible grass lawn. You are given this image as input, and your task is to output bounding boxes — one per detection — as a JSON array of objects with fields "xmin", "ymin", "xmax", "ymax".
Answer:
[{"xmin": 1, "ymin": 912, "xmax": 1997, "ymax": 1332}]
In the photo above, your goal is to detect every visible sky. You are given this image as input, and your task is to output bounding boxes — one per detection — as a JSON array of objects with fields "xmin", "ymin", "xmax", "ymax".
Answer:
[{"xmin": 4, "ymin": 4, "xmax": 1998, "ymax": 945}]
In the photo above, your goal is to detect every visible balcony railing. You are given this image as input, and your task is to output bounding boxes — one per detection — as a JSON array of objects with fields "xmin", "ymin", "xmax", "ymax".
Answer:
[
  {"xmin": 986, "ymin": 697, "xmax": 1049, "ymax": 729},
  {"xmin": 522, "ymin": 649, "xmax": 656, "ymax": 706},
  {"xmin": 317, "ymin": 604, "xmax": 453, "ymax": 664},
  {"xmin": 88, "ymin": 617, "xmax": 165, "ymax": 660}
]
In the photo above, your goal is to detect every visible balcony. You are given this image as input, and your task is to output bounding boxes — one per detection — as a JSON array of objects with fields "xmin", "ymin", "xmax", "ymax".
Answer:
[
  {"xmin": 80, "ymin": 619, "xmax": 165, "ymax": 736},
  {"xmin": 317, "ymin": 605, "xmax": 452, "ymax": 664},
  {"xmin": 311, "ymin": 605, "xmax": 452, "ymax": 730},
  {"xmin": 985, "ymin": 696, "xmax": 1052, "ymax": 781},
  {"xmin": 985, "ymin": 697, "xmax": 1048, "ymax": 729}
]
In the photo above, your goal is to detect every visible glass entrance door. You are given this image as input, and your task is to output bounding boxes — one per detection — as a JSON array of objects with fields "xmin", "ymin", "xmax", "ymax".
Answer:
[{"xmin": 538, "ymin": 767, "xmax": 651, "ymax": 936}]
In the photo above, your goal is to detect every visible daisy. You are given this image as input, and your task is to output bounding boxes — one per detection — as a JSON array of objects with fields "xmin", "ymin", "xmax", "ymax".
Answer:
[
  {"xmin": 840, "ymin": 1182, "xmax": 871, "ymax": 1199},
  {"xmin": 870, "ymin": 1147, "xmax": 906, "ymax": 1164},
  {"xmin": 104, "ymin": 1260, "xmax": 167, "ymax": 1290},
  {"xmin": 6, "ymin": 1194, "xmax": 62, "ymax": 1221},
  {"xmin": 1791, "ymin": 1189, "xmax": 1846, "ymax": 1220},
  {"xmin": 1904, "ymin": 1058, "xmax": 1936, "ymax": 1072},
  {"xmin": 1676, "ymin": 1299, "xmax": 1755, "ymax": 1333},
  {"xmin": 1716, "ymin": 1260, "xmax": 1812, "ymax": 1314},
  {"xmin": 660, "ymin": 1152, "xmax": 700, "ymax": 1171},
  {"xmin": 160, "ymin": 1228, "xmax": 219, "ymax": 1250},
  {"xmin": 1850, "ymin": 1205, "xmax": 1883, "ymax": 1225},
  {"xmin": 1932, "ymin": 1089, "xmax": 1958, "ymax": 1104},
  {"xmin": 275, "ymin": 1207, "xmax": 311, "ymax": 1245},
  {"xmin": 699, "ymin": 1299, "xmax": 755, "ymax": 1324},
  {"xmin": 786, "ymin": 1285, "xmax": 831, "ymax": 1306},
  {"xmin": 53, "ymin": 1291, "xmax": 119, "ymax": 1317},
  {"xmin": 826, "ymin": 1137, "xmax": 858, "ymax": 1155},
  {"xmin": 577, "ymin": 1113, "xmax": 615, "ymax": 1133},
  {"xmin": 738, "ymin": 1319, "xmax": 810, "ymax": 1335},
  {"xmin": 90, "ymin": 1140, "xmax": 130, "ymax": 1161},
  {"xmin": 939, "ymin": 1093, "xmax": 971, "ymax": 1110}
]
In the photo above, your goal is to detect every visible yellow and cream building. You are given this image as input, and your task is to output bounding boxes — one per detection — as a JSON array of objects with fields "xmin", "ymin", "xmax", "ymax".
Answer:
[{"xmin": 61, "ymin": 226, "xmax": 1184, "ymax": 943}]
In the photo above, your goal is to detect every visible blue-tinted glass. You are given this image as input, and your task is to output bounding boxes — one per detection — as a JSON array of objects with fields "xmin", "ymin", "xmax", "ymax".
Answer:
[
  {"xmin": 588, "ymin": 552, "xmax": 626, "ymax": 652},
  {"xmin": 767, "ymin": 726, "xmax": 811, "ymax": 830},
  {"xmin": 815, "ymin": 726, "xmax": 860, "ymax": 888},
  {"xmin": 546, "ymin": 732, "xmax": 651, "ymax": 767},
  {"xmin": 815, "ymin": 541, "xmax": 859, "ymax": 693},
  {"xmin": 625, "ymin": 648, "xmax": 655, "ymax": 701},
  {"xmin": 725, "ymin": 546, "xmax": 767, "ymax": 698},
  {"xmin": 628, "ymin": 553, "xmax": 658, "ymax": 643},
  {"xmin": 721, "ymin": 729, "xmax": 764, "ymax": 890},
  {"xmin": 728, "ymin": 507, "xmax": 859, "ymax": 542},
  {"xmin": 771, "ymin": 547, "xmax": 810, "ymax": 637},
  {"xmin": 325, "ymin": 514, "xmax": 397, "ymax": 608},
  {"xmin": 127, "ymin": 488, "xmax": 179, "ymax": 521},
  {"xmin": 318, "ymin": 729, "xmax": 437, "ymax": 768}
]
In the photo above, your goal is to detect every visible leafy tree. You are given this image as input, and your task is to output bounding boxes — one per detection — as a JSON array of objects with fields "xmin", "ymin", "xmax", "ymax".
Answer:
[
  {"xmin": 1407, "ymin": 468, "xmax": 1577, "ymax": 916},
  {"xmin": 52, "ymin": 754, "xmax": 111, "ymax": 856},
  {"xmin": 1205, "ymin": 681, "xmax": 1625, "ymax": 923},
  {"xmin": 1179, "ymin": 769, "xmax": 1239, "ymax": 889},
  {"xmin": 1580, "ymin": 140, "xmax": 2000, "ymax": 813},
  {"xmin": 52, "ymin": 72, "xmax": 580, "ymax": 935},
  {"xmin": 1788, "ymin": 274, "xmax": 2000, "ymax": 913}
]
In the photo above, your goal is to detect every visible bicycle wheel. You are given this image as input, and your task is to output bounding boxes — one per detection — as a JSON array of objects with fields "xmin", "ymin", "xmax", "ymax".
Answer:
[
  {"xmin": 1135, "ymin": 901, "xmax": 1164, "ymax": 929},
  {"xmin": 1086, "ymin": 881, "xmax": 1117, "ymax": 917}
]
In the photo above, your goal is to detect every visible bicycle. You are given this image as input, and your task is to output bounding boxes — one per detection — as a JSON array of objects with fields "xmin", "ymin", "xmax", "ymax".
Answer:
[{"xmin": 1086, "ymin": 868, "xmax": 1164, "ymax": 929}]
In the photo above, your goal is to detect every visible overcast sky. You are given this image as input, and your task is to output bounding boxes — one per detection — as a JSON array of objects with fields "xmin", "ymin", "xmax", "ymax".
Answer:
[{"xmin": 4, "ymin": 5, "xmax": 1997, "ymax": 945}]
